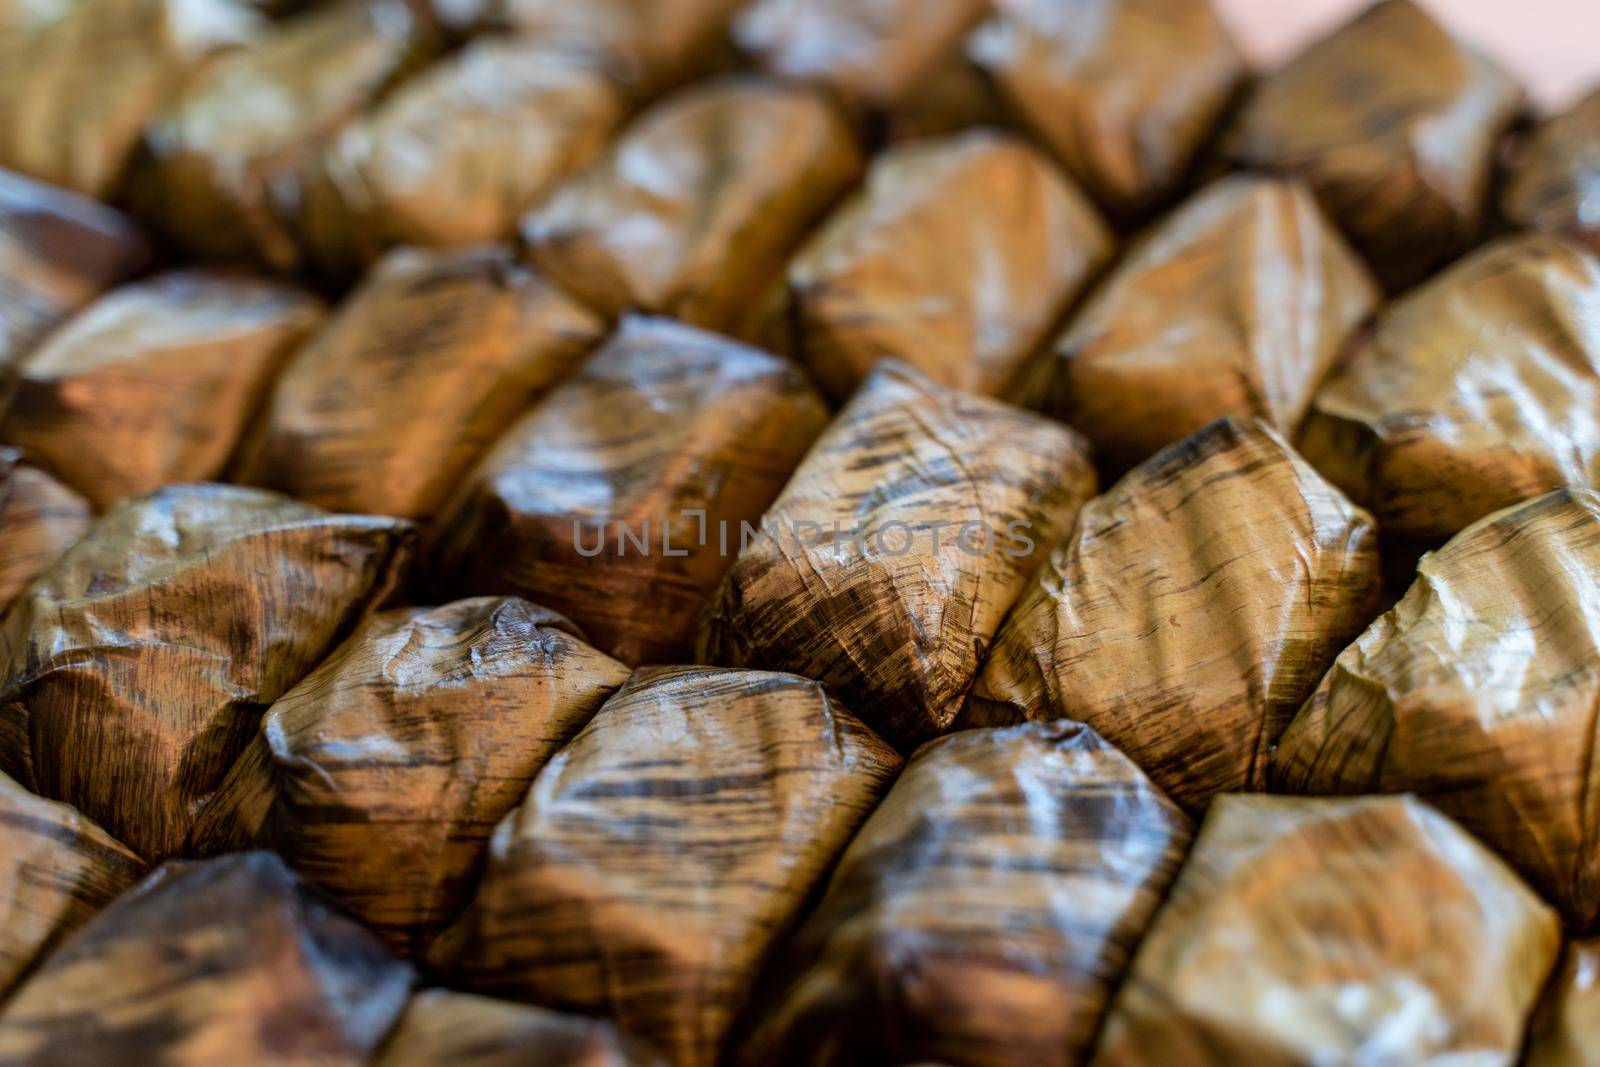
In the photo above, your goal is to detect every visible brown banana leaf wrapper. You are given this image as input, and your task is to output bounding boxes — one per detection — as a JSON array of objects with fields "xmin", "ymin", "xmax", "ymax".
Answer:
[
  {"xmin": 0, "ymin": 0, "xmax": 262, "ymax": 198},
  {"xmin": 967, "ymin": 0, "xmax": 1244, "ymax": 223},
  {"xmin": 430, "ymin": 666, "xmax": 902, "ymax": 1067},
  {"xmin": 1504, "ymin": 89, "xmax": 1600, "ymax": 257},
  {"xmin": 971, "ymin": 418, "xmax": 1380, "ymax": 812},
  {"xmin": 192, "ymin": 597, "xmax": 631, "ymax": 954},
  {"xmin": 0, "ymin": 271, "xmax": 324, "ymax": 512},
  {"xmin": 1298, "ymin": 232, "xmax": 1600, "ymax": 545},
  {"xmin": 1527, "ymin": 941, "xmax": 1600, "ymax": 1067},
  {"xmin": 1224, "ymin": 0, "xmax": 1524, "ymax": 290},
  {"xmin": 375, "ymin": 990, "xmax": 666, "ymax": 1067},
  {"xmin": 733, "ymin": 0, "xmax": 989, "ymax": 115},
  {"xmin": 0, "ymin": 167, "xmax": 148, "ymax": 370},
  {"xmin": 0, "ymin": 450, "xmax": 90, "ymax": 615},
  {"xmin": 520, "ymin": 79, "xmax": 863, "ymax": 338},
  {"xmin": 1271, "ymin": 488, "xmax": 1600, "ymax": 930},
  {"xmin": 0, "ymin": 484, "xmax": 416, "ymax": 860},
  {"xmin": 0, "ymin": 851, "xmax": 414, "ymax": 1066},
  {"xmin": 432, "ymin": 315, "xmax": 829, "ymax": 667},
  {"xmin": 774, "ymin": 129, "xmax": 1113, "ymax": 404},
  {"xmin": 1035, "ymin": 174, "xmax": 1380, "ymax": 474},
  {"xmin": 1091, "ymin": 794, "xmax": 1559, "ymax": 1065},
  {"xmin": 697, "ymin": 360, "xmax": 1097, "ymax": 751},
  {"xmin": 298, "ymin": 37, "xmax": 624, "ymax": 278},
  {"xmin": 0, "ymin": 770, "xmax": 144, "ymax": 1000},
  {"xmin": 735, "ymin": 721, "xmax": 1193, "ymax": 1067},
  {"xmin": 431, "ymin": 0, "xmax": 741, "ymax": 96},
  {"xmin": 233, "ymin": 246, "xmax": 603, "ymax": 522},
  {"xmin": 125, "ymin": 0, "xmax": 437, "ymax": 271}
]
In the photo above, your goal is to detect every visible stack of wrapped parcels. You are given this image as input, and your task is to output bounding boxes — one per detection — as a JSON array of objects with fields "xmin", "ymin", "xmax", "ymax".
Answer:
[{"xmin": 2, "ymin": 0, "xmax": 1600, "ymax": 1064}]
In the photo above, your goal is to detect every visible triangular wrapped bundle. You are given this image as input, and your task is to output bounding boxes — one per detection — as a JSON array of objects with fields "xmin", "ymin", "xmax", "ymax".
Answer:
[
  {"xmin": 0, "ymin": 271, "xmax": 324, "ymax": 511},
  {"xmin": 233, "ymin": 247, "xmax": 603, "ymax": 522},
  {"xmin": 374, "ymin": 990, "xmax": 665, "ymax": 1067},
  {"xmin": 433, "ymin": 316, "xmax": 829, "ymax": 666},
  {"xmin": 430, "ymin": 666, "xmax": 902, "ymax": 1067},
  {"xmin": 736, "ymin": 722, "xmax": 1192, "ymax": 1067},
  {"xmin": 193, "ymin": 597, "xmax": 631, "ymax": 954},
  {"xmin": 299, "ymin": 38, "xmax": 624, "ymax": 277},
  {"xmin": 0, "ymin": 0, "xmax": 262, "ymax": 197},
  {"xmin": 1225, "ymin": 0, "xmax": 1524, "ymax": 288},
  {"xmin": 697, "ymin": 360, "xmax": 1097, "ymax": 750},
  {"xmin": 0, "ymin": 484, "xmax": 415, "ymax": 859},
  {"xmin": 773, "ymin": 129, "xmax": 1113, "ymax": 403},
  {"xmin": 1091, "ymin": 795, "xmax": 1559, "ymax": 1066},
  {"xmin": 970, "ymin": 418, "xmax": 1379, "ymax": 812},
  {"xmin": 520, "ymin": 79, "xmax": 861, "ymax": 338},
  {"xmin": 1527, "ymin": 941, "xmax": 1600, "ymax": 1067},
  {"xmin": 733, "ymin": 0, "xmax": 989, "ymax": 117},
  {"xmin": 1504, "ymin": 89, "xmax": 1600, "ymax": 256},
  {"xmin": 0, "ymin": 852, "xmax": 414, "ymax": 1066},
  {"xmin": 0, "ymin": 168, "xmax": 148, "ymax": 370},
  {"xmin": 126, "ymin": 0, "xmax": 437, "ymax": 271},
  {"xmin": 437, "ymin": 0, "xmax": 742, "ymax": 96},
  {"xmin": 1298, "ymin": 233, "xmax": 1600, "ymax": 545},
  {"xmin": 1272, "ymin": 488, "xmax": 1600, "ymax": 930},
  {"xmin": 967, "ymin": 0, "xmax": 1244, "ymax": 222},
  {"xmin": 0, "ymin": 450, "xmax": 89, "ymax": 614},
  {"xmin": 1036, "ymin": 175, "xmax": 1380, "ymax": 473},
  {"xmin": 0, "ymin": 771, "xmax": 144, "ymax": 999}
]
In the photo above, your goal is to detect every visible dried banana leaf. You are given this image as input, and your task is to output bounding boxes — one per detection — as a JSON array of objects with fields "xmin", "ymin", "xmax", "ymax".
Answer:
[
  {"xmin": 193, "ymin": 597, "xmax": 630, "ymax": 954},
  {"xmin": 1035, "ymin": 175, "xmax": 1380, "ymax": 474},
  {"xmin": 0, "ymin": 450, "xmax": 89, "ymax": 615},
  {"xmin": 1271, "ymin": 488, "xmax": 1600, "ymax": 930},
  {"xmin": 0, "ymin": 484, "xmax": 415, "ymax": 859},
  {"xmin": 233, "ymin": 246, "xmax": 603, "ymax": 521},
  {"xmin": 967, "ymin": 0, "xmax": 1244, "ymax": 222},
  {"xmin": 126, "ymin": 0, "xmax": 436, "ymax": 271},
  {"xmin": 0, "ymin": 851, "xmax": 414, "ymax": 1066},
  {"xmin": 1092, "ymin": 794, "xmax": 1560, "ymax": 1066},
  {"xmin": 1527, "ymin": 941, "xmax": 1600, "ymax": 1067},
  {"xmin": 1224, "ymin": 0, "xmax": 1524, "ymax": 289},
  {"xmin": 733, "ymin": 0, "xmax": 989, "ymax": 114},
  {"xmin": 0, "ymin": 271, "xmax": 324, "ymax": 511},
  {"xmin": 0, "ymin": 770, "xmax": 143, "ymax": 999},
  {"xmin": 735, "ymin": 721, "xmax": 1193, "ymax": 1067},
  {"xmin": 299, "ymin": 38, "xmax": 624, "ymax": 277},
  {"xmin": 970, "ymin": 418, "xmax": 1379, "ymax": 812},
  {"xmin": 0, "ymin": 167, "xmax": 148, "ymax": 370},
  {"xmin": 520, "ymin": 79, "xmax": 862, "ymax": 338},
  {"xmin": 774, "ymin": 129, "xmax": 1112, "ymax": 404},
  {"xmin": 1298, "ymin": 232, "xmax": 1600, "ymax": 545},
  {"xmin": 1504, "ymin": 89, "xmax": 1600, "ymax": 257},
  {"xmin": 432, "ymin": 315, "xmax": 829, "ymax": 666},
  {"xmin": 697, "ymin": 360, "xmax": 1097, "ymax": 750},
  {"xmin": 374, "ymin": 990, "xmax": 665, "ymax": 1067},
  {"xmin": 430, "ymin": 666, "xmax": 902, "ymax": 1067},
  {"xmin": 0, "ymin": 0, "xmax": 262, "ymax": 198},
  {"xmin": 435, "ymin": 0, "xmax": 741, "ymax": 95}
]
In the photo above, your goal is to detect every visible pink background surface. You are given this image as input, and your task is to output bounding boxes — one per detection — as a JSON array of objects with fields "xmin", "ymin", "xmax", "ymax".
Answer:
[{"xmin": 1214, "ymin": 0, "xmax": 1599, "ymax": 110}]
